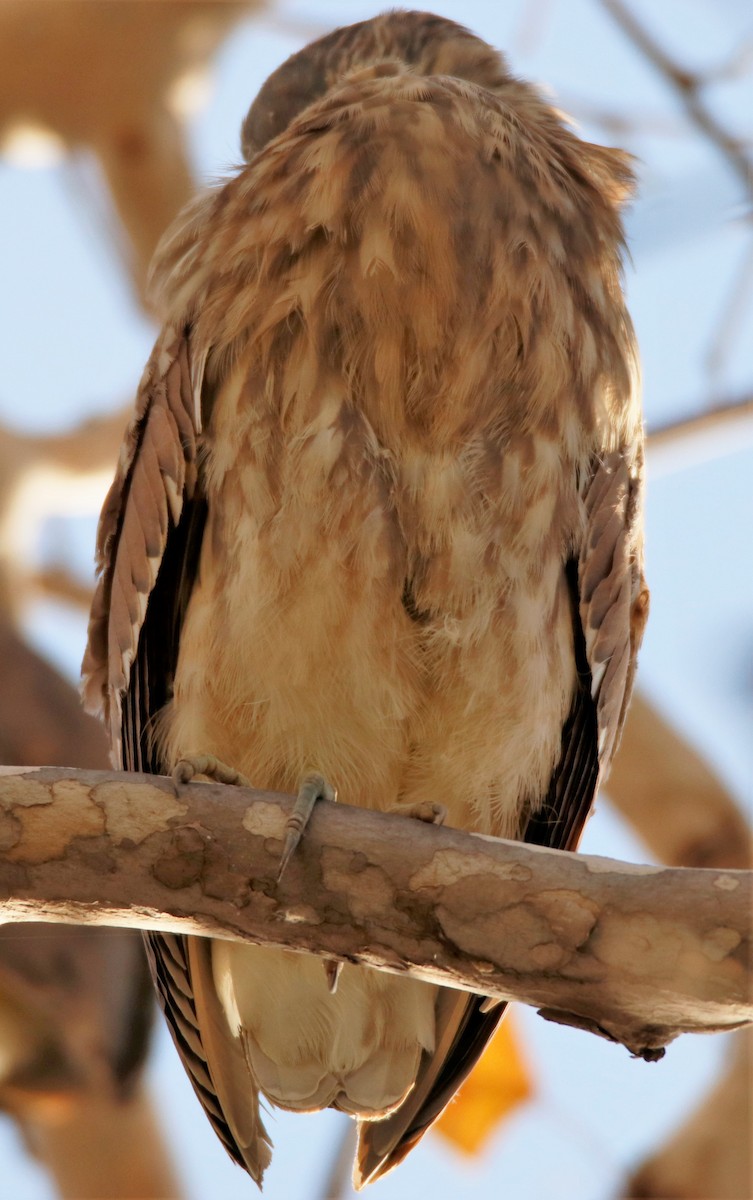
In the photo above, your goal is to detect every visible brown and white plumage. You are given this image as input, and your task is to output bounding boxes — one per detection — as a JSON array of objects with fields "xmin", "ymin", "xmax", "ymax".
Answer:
[{"xmin": 83, "ymin": 10, "xmax": 648, "ymax": 1187}]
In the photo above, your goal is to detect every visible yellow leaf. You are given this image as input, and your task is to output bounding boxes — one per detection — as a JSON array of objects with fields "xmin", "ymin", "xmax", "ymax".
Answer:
[{"xmin": 434, "ymin": 1014, "xmax": 533, "ymax": 1156}]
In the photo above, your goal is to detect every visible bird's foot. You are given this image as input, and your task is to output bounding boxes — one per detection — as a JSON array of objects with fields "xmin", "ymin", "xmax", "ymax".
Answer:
[
  {"xmin": 277, "ymin": 772, "xmax": 337, "ymax": 882},
  {"xmin": 172, "ymin": 754, "xmax": 251, "ymax": 795},
  {"xmin": 393, "ymin": 800, "xmax": 447, "ymax": 826}
]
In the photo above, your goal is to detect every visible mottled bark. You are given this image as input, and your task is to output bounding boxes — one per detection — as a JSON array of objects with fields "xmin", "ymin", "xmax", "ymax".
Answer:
[{"xmin": 1, "ymin": 766, "xmax": 750, "ymax": 1060}]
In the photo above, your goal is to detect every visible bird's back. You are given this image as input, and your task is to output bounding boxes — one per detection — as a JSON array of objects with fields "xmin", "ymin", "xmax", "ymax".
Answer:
[
  {"xmin": 150, "ymin": 58, "xmax": 637, "ymax": 1138},
  {"xmin": 85, "ymin": 16, "xmax": 644, "ymax": 1187}
]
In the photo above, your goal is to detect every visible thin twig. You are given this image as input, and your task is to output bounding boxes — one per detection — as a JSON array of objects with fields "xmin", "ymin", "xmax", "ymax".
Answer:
[
  {"xmin": 647, "ymin": 393, "xmax": 753, "ymax": 445},
  {"xmin": 705, "ymin": 239, "xmax": 753, "ymax": 387},
  {"xmin": 601, "ymin": 0, "xmax": 753, "ymax": 201},
  {"xmin": 29, "ymin": 565, "xmax": 95, "ymax": 611},
  {"xmin": 559, "ymin": 95, "xmax": 685, "ymax": 139},
  {"xmin": 704, "ymin": 37, "xmax": 753, "ymax": 85},
  {"xmin": 647, "ymin": 394, "xmax": 753, "ymax": 476},
  {"xmin": 318, "ymin": 1121, "xmax": 357, "ymax": 1200}
]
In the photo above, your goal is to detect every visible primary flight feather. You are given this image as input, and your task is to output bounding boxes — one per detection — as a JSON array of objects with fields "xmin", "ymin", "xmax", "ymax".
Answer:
[{"xmin": 83, "ymin": 10, "xmax": 647, "ymax": 1187}]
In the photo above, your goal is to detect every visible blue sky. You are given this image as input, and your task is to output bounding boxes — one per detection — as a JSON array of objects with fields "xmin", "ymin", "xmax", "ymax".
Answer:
[{"xmin": 1, "ymin": 2, "xmax": 751, "ymax": 1197}]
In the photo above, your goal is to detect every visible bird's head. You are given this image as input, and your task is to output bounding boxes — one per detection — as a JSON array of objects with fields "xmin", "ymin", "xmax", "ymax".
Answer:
[{"xmin": 241, "ymin": 9, "xmax": 510, "ymax": 159}]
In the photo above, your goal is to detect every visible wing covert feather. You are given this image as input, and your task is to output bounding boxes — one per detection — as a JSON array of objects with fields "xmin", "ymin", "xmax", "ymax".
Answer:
[
  {"xmin": 82, "ymin": 327, "xmax": 273, "ymax": 1180},
  {"xmin": 580, "ymin": 449, "xmax": 648, "ymax": 767},
  {"xmin": 82, "ymin": 325, "xmax": 199, "ymax": 758}
]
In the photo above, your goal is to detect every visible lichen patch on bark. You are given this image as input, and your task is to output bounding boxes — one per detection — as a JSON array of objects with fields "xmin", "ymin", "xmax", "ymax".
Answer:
[
  {"xmin": 241, "ymin": 801, "xmax": 287, "ymax": 839},
  {"xmin": 6, "ymin": 780, "xmax": 105, "ymax": 864},
  {"xmin": 410, "ymin": 848, "xmax": 532, "ymax": 890},
  {"xmin": 96, "ymin": 780, "xmax": 187, "ymax": 844}
]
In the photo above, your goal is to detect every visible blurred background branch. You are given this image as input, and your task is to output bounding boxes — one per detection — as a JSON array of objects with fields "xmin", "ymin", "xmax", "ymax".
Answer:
[
  {"xmin": 601, "ymin": 0, "xmax": 753, "ymax": 198},
  {"xmin": 0, "ymin": 0, "xmax": 255, "ymax": 309},
  {"xmin": 0, "ymin": 619, "xmax": 180, "ymax": 1199}
]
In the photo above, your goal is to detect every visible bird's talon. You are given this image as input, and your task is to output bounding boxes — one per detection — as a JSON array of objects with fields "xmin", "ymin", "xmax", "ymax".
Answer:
[
  {"xmin": 422, "ymin": 802, "xmax": 447, "ymax": 826},
  {"xmin": 395, "ymin": 800, "xmax": 447, "ymax": 826},
  {"xmin": 324, "ymin": 958, "xmax": 343, "ymax": 993},
  {"xmin": 277, "ymin": 772, "xmax": 337, "ymax": 882},
  {"xmin": 172, "ymin": 760, "xmax": 196, "ymax": 796},
  {"xmin": 172, "ymin": 754, "xmax": 251, "ymax": 797}
]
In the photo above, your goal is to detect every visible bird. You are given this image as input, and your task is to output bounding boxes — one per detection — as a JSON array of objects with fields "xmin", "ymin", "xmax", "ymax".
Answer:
[{"xmin": 82, "ymin": 9, "xmax": 648, "ymax": 1189}]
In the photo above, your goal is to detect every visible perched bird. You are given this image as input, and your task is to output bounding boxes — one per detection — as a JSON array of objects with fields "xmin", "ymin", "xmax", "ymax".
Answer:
[{"xmin": 83, "ymin": 9, "xmax": 648, "ymax": 1188}]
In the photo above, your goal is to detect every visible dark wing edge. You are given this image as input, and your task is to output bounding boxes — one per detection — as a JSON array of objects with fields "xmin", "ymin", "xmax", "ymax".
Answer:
[
  {"xmin": 82, "ymin": 324, "xmax": 200, "ymax": 757},
  {"xmin": 81, "ymin": 326, "xmax": 272, "ymax": 1184},
  {"xmin": 145, "ymin": 933, "xmax": 272, "ymax": 1184},
  {"xmin": 355, "ymin": 447, "xmax": 647, "ymax": 1187}
]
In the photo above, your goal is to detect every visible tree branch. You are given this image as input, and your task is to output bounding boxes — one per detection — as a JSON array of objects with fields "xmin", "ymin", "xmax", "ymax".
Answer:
[
  {"xmin": 647, "ymin": 393, "xmax": 753, "ymax": 448},
  {"xmin": 0, "ymin": 767, "xmax": 750, "ymax": 1060},
  {"xmin": 645, "ymin": 393, "xmax": 753, "ymax": 477}
]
